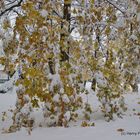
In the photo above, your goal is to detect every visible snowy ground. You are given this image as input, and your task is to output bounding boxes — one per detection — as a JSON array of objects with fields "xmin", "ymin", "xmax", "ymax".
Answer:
[{"xmin": 0, "ymin": 84, "xmax": 140, "ymax": 140}]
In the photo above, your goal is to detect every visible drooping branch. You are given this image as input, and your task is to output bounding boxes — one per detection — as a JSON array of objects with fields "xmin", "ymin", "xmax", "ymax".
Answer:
[{"xmin": 0, "ymin": 0, "xmax": 23, "ymax": 17}]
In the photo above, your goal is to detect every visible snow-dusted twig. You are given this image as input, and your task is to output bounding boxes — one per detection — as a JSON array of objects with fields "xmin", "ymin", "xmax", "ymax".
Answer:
[{"xmin": 0, "ymin": 0, "xmax": 23, "ymax": 17}]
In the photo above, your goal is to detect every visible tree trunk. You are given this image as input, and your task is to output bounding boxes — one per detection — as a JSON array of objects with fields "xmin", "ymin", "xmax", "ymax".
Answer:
[
  {"xmin": 60, "ymin": 0, "xmax": 71, "ymax": 62},
  {"xmin": 131, "ymin": 83, "xmax": 138, "ymax": 92}
]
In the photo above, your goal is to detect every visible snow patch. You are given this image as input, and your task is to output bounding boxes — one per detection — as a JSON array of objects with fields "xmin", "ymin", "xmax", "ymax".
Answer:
[{"xmin": 40, "ymin": 10, "xmax": 48, "ymax": 18}]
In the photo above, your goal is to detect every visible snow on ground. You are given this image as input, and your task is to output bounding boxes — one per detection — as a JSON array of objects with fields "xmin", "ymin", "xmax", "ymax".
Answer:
[{"xmin": 0, "ymin": 84, "xmax": 140, "ymax": 140}]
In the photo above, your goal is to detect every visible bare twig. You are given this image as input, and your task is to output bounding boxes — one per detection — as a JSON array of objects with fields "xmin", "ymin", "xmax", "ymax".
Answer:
[
  {"xmin": 0, "ymin": 0, "xmax": 23, "ymax": 17},
  {"xmin": 105, "ymin": 0, "xmax": 125, "ymax": 15}
]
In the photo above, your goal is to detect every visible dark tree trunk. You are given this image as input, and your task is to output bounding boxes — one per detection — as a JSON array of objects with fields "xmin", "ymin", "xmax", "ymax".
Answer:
[
  {"xmin": 91, "ymin": 78, "xmax": 96, "ymax": 91},
  {"xmin": 131, "ymin": 83, "xmax": 138, "ymax": 92},
  {"xmin": 60, "ymin": 0, "xmax": 71, "ymax": 62}
]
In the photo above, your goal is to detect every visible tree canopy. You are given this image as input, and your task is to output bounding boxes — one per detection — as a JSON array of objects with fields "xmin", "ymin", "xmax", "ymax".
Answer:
[{"xmin": 0, "ymin": 0, "xmax": 140, "ymax": 133}]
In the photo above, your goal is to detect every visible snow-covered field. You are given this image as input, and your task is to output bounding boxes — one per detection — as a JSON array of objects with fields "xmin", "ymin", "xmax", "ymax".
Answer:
[{"xmin": 0, "ymin": 84, "xmax": 140, "ymax": 140}]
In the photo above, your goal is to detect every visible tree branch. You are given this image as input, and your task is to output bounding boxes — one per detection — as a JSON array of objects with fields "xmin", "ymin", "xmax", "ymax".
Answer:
[
  {"xmin": 0, "ymin": 0, "xmax": 23, "ymax": 17},
  {"xmin": 105, "ymin": 0, "xmax": 125, "ymax": 15}
]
